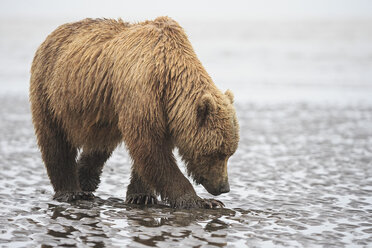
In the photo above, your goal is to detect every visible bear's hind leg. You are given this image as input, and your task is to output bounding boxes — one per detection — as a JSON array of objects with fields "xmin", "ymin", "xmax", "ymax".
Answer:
[
  {"xmin": 125, "ymin": 170, "xmax": 158, "ymax": 205},
  {"xmin": 77, "ymin": 150, "xmax": 112, "ymax": 192},
  {"xmin": 34, "ymin": 114, "xmax": 91, "ymax": 201}
]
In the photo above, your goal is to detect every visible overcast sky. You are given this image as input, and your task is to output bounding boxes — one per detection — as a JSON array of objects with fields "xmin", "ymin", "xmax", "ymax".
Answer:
[{"xmin": 1, "ymin": 0, "xmax": 372, "ymax": 21}]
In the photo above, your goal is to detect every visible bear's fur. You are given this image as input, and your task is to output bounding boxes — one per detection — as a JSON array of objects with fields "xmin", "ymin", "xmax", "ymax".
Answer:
[{"xmin": 30, "ymin": 17, "xmax": 239, "ymax": 208}]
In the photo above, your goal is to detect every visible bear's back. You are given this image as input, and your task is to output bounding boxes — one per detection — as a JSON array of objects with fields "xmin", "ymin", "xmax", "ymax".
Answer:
[
  {"xmin": 31, "ymin": 18, "xmax": 130, "ymax": 84},
  {"xmin": 30, "ymin": 19, "xmax": 132, "ymax": 150}
]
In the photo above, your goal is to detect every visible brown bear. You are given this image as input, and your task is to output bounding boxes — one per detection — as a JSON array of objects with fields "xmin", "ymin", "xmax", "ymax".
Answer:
[{"xmin": 29, "ymin": 16, "xmax": 239, "ymax": 209}]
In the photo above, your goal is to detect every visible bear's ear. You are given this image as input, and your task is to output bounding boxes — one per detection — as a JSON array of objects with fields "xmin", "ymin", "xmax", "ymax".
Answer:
[
  {"xmin": 225, "ymin": 89, "xmax": 234, "ymax": 104},
  {"xmin": 197, "ymin": 94, "xmax": 217, "ymax": 122}
]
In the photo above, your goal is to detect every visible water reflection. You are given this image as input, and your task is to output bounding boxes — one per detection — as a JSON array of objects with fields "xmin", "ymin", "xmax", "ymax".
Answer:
[
  {"xmin": 46, "ymin": 202, "xmax": 108, "ymax": 247},
  {"xmin": 43, "ymin": 198, "xmax": 236, "ymax": 247}
]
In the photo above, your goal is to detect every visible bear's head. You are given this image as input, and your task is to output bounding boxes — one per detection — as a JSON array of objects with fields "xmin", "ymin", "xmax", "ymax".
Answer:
[{"xmin": 179, "ymin": 90, "xmax": 239, "ymax": 196}]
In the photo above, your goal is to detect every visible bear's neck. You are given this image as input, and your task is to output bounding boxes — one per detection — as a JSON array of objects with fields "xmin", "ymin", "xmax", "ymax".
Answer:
[
  {"xmin": 162, "ymin": 55, "xmax": 216, "ymax": 152},
  {"xmin": 154, "ymin": 25, "xmax": 217, "ymax": 152}
]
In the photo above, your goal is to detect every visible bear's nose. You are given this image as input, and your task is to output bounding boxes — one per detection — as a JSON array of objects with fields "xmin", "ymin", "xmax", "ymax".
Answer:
[{"xmin": 219, "ymin": 182, "xmax": 230, "ymax": 194}]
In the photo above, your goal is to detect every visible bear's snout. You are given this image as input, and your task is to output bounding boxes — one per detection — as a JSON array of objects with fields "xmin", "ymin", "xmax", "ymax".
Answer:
[
  {"xmin": 211, "ymin": 181, "xmax": 230, "ymax": 196},
  {"xmin": 219, "ymin": 181, "xmax": 230, "ymax": 194},
  {"xmin": 202, "ymin": 178, "xmax": 230, "ymax": 196}
]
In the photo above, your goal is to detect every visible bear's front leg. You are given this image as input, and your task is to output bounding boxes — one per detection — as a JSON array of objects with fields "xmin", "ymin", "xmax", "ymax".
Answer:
[
  {"xmin": 125, "ymin": 170, "xmax": 158, "ymax": 205},
  {"xmin": 129, "ymin": 142, "xmax": 224, "ymax": 209}
]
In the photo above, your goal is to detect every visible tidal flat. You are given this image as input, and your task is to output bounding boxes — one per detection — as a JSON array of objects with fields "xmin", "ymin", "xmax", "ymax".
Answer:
[{"xmin": 0, "ymin": 96, "xmax": 371, "ymax": 247}]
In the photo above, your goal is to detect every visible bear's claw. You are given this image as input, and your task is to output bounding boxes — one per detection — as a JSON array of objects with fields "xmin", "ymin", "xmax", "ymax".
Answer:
[
  {"xmin": 170, "ymin": 195, "xmax": 225, "ymax": 209},
  {"xmin": 53, "ymin": 191, "xmax": 95, "ymax": 202},
  {"xmin": 202, "ymin": 198, "xmax": 225, "ymax": 209},
  {"xmin": 125, "ymin": 194, "xmax": 158, "ymax": 205}
]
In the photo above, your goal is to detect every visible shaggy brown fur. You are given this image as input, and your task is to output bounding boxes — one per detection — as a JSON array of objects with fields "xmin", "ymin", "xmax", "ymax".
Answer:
[{"xmin": 30, "ymin": 16, "xmax": 239, "ymax": 208}]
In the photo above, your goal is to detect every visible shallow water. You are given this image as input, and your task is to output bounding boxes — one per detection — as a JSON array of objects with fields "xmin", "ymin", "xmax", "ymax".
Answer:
[{"xmin": 0, "ymin": 96, "xmax": 371, "ymax": 247}]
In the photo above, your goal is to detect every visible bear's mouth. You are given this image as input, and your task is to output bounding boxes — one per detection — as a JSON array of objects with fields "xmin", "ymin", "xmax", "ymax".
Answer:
[{"xmin": 199, "ymin": 177, "xmax": 230, "ymax": 196}]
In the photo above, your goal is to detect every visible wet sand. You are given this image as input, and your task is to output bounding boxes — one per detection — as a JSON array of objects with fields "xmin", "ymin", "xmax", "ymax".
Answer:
[{"xmin": 0, "ymin": 95, "xmax": 371, "ymax": 247}]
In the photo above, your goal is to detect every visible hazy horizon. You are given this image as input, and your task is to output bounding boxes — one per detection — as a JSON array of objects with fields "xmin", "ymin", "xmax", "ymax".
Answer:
[
  {"xmin": 1, "ymin": 0, "xmax": 371, "ymax": 104},
  {"xmin": 1, "ymin": 0, "xmax": 372, "ymax": 21}
]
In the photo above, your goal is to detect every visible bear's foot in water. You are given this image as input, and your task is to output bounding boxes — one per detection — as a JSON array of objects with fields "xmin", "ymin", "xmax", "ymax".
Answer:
[
  {"xmin": 53, "ymin": 191, "xmax": 95, "ymax": 202},
  {"xmin": 125, "ymin": 193, "xmax": 158, "ymax": 205},
  {"xmin": 169, "ymin": 194, "xmax": 224, "ymax": 209}
]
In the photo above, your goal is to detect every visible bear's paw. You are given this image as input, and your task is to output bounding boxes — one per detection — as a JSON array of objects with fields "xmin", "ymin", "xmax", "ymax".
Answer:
[
  {"xmin": 53, "ymin": 191, "xmax": 95, "ymax": 202},
  {"xmin": 169, "ymin": 195, "xmax": 225, "ymax": 209},
  {"xmin": 125, "ymin": 193, "xmax": 158, "ymax": 205}
]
